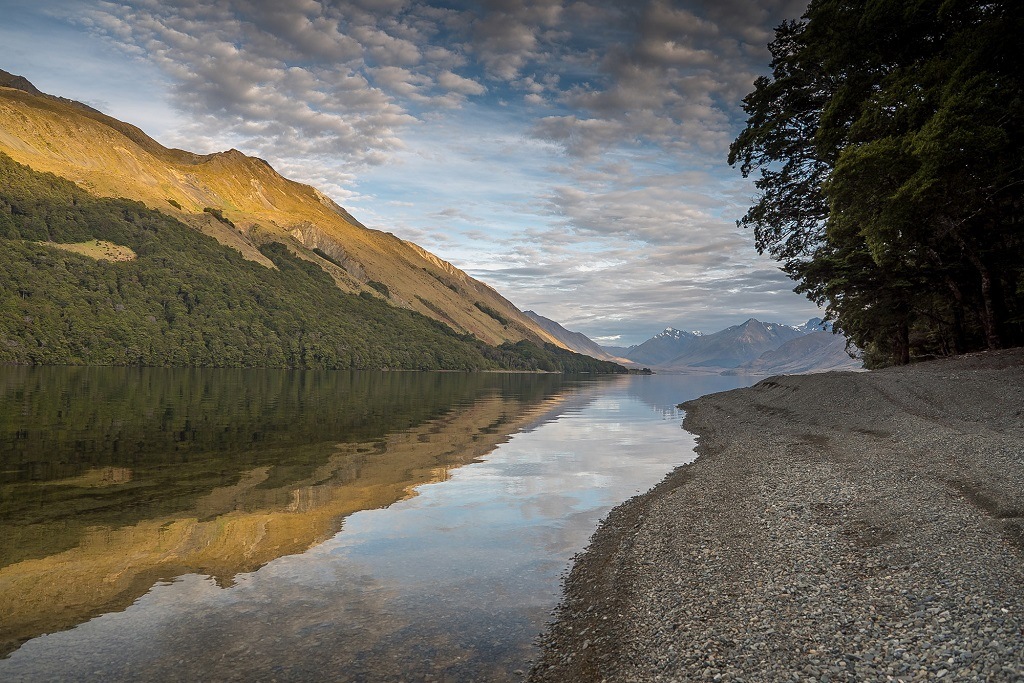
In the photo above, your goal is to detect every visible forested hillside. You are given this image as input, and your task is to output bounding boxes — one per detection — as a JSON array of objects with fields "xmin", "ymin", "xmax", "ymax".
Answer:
[
  {"xmin": 0, "ymin": 154, "xmax": 624, "ymax": 374},
  {"xmin": 730, "ymin": 0, "xmax": 1023, "ymax": 367},
  {"xmin": 0, "ymin": 77, "xmax": 561, "ymax": 348}
]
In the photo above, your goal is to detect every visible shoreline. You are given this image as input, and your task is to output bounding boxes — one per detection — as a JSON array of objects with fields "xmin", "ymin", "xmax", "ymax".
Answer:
[{"xmin": 529, "ymin": 349, "xmax": 1024, "ymax": 682}]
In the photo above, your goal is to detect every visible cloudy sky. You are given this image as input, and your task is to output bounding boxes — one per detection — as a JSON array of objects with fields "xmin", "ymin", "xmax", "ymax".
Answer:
[{"xmin": 2, "ymin": 0, "xmax": 819, "ymax": 345}]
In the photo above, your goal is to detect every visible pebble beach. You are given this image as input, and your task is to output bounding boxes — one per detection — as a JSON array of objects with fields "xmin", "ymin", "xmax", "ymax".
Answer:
[{"xmin": 530, "ymin": 349, "xmax": 1024, "ymax": 682}]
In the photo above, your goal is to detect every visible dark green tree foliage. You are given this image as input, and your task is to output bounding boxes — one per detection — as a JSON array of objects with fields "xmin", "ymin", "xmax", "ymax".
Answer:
[
  {"xmin": 474, "ymin": 301, "xmax": 510, "ymax": 326},
  {"xmin": 730, "ymin": 0, "xmax": 1024, "ymax": 366},
  {"xmin": 485, "ymin": 340, "xmax": 625, "ymax": 373},
  {"xmin": 0, "ymin": 154, "xmax": 625, "ymax": 373},
  {"xmin": 366, "ymin": 280, "xmax": 390, "ymax": 298},
  {"xmin": 202, "ymin": 206, "xmax": 235, "ymax": 228},
  {"xmin": 312, "ymin": 247, "xmax": 342, "ymax": 268}
]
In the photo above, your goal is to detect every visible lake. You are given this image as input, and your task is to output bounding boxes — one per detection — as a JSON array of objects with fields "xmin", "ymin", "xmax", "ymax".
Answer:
[{"xmin": 0, "ymin": 367, "xmax": 755, "ymax": 681}]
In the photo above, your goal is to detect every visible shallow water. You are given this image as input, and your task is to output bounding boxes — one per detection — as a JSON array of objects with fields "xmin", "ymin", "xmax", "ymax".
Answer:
[{"xmin": 0, "ymin": 367, "xmax": 754, "ymax": 681}]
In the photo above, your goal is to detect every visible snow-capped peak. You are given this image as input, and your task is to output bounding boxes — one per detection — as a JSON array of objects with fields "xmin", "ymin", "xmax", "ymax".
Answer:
[{"xmin": 656, "ymin": 327, "xmax": 702, "ymax": 339}]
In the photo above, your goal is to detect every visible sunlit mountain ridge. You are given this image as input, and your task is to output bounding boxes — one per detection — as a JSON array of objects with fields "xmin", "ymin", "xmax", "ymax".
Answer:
[{"xmin": 0, "ymin": 69, "xmax": 558, "ymax": 349}]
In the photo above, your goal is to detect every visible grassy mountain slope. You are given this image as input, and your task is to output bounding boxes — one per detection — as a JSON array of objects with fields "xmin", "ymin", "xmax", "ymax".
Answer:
[
  {"xmin": 522, "ymin": 310, "xmax": 623, "ymax": 361},
  {"xmin": 0, "ymin": 74, "xmax": 559, "ymax": 348},
  {"xmin": 0, "ymin": 152, "xmax": 624, "ymax": 373}
]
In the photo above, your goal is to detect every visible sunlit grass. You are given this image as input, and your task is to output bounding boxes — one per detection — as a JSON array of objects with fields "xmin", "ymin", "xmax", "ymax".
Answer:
[{"xmin": 40, "ymin": 239, "xmax": 137, "ymax": 262}]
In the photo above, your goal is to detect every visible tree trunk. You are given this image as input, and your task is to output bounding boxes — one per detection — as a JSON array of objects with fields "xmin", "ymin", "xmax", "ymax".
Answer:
[
  {"xmin": 894, "ymin": 319, "xmax": 910, "ymax": 365},
  {"xmin": 943, "ymin": 275, "xmax": 967, "ymax": 355},
  {"xmin": 944, "ymin": 219, "xmax": 1002, "ymax": 350},
  {"xmin": 977, "ymin": 265, "xmax": 1002, "ymax": 350}
]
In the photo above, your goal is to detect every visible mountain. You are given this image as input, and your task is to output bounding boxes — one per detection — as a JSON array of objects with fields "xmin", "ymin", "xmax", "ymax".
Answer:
[
  {"xmin": 0, "ymin": 70, "xmax": 559, "ymax": 349},
  {"xmin": 624, "ymin": 328, "xmax": 703, "ymax": 366},
  {"xmin": 614, "ymin": 321, "xmax": 795, "ymax": 370},
  {"xmin": 600, "ymin": 317, "xmax": 860, "ymax": 374},
  {"xmin": 0, "ymin": 153, "xmax": 631, "ymax": 372},
  {"xmin": 0, "ymin": 71, "xmax": 631, "ymax": 373},
  {"xmin": 0, "ymin": 70, "xmax": 43, "ymax": 96},
  {"xmin": 795, "ymin": 317, "xmax": 832, "ymax": 333},
  {"xmin": 665, "ymin": 319, "xmax": 804, "ymax": 369},
  {"xmin": 522, "ymin": 311, "xmax": 621, "ymax": 361},
  {"xmin": 727, "ymin": 331, "xmax": 861, "ymax": 375}
]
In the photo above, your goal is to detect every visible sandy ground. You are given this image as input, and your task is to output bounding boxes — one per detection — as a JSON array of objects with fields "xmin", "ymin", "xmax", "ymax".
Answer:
[{"xmin": 530, "ymin": 348, "xmax": 1024, "ymax": 682}]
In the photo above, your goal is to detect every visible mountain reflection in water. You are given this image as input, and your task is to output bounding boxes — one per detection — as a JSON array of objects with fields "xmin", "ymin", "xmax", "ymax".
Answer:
[{"xmin": 0, "ymin": 367, "xmax": 754, "ymax": 680}]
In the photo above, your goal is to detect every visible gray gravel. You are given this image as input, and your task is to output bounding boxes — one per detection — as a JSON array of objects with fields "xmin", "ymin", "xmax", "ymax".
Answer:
[{"xmin": 530, "ymin": 348, "xmax": 1024, "ymax": 682}]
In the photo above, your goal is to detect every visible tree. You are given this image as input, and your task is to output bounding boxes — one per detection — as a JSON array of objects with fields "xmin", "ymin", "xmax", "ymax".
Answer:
[{"xmin": 730, "ymin": 0, "xmax": 1024, "ymax": 366}]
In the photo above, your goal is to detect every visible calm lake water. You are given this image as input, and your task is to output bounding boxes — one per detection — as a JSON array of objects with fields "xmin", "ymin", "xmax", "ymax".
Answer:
[{"xmin": 0, "ymin": 367, "xmax": 754, "ymax": 681}]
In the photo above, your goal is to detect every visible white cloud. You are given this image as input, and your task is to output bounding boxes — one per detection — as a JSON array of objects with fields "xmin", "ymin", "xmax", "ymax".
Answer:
[
  {"xmin": 74, "ymin": 0, "xmax": 491, "ymax": 171},
  {"xmin": 437, "ymin": 70, "xmax": 486, "ymax": 96}
]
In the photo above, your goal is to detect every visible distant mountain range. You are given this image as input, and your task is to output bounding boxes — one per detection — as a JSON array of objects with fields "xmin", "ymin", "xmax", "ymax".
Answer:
[
  {"xmin": 724, "ymin": 330, "xmax": 859, "ymax": 375},
  {"xmin": 619, "ymin": 327, "xmax": 704, "ymax": 366},
  {"xmin": 531, "ymin": 313, "xmax": 861, "ymax": 375},
  {"xmin": 667, "ymin": 319, "xmax": 806, "ymax": 368},
  {"xmin": 626, "ymin": 318, "xmax": 860, "ymax": 373}
]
